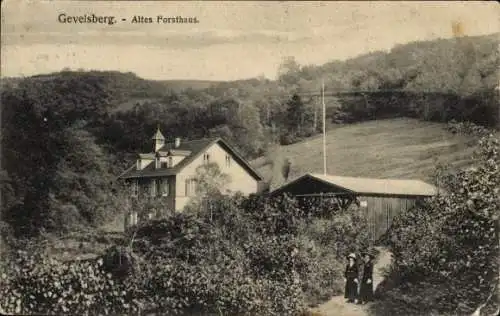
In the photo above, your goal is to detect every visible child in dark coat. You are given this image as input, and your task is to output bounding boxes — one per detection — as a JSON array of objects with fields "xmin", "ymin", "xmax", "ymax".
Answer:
[
  {"xmin": 344, "ymin": 253, "xmax": 359, "ymax": 303},
  {"xmin": 358, "ymin": 252, "xmax": 374, "ymax": 304}
]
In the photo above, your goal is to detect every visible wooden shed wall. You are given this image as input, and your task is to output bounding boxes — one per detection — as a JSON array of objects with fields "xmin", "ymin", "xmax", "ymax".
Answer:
[{"xmin": 357, "ymin": 196, "xmax": 418, "ymax": 242}]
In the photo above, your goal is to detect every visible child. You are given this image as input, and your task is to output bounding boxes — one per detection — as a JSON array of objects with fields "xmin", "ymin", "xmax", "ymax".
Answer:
[
  {"xmin": 359, "ymin": 252, "xmax": 374, "ymax": 304},
  {"xmin": 344, "ymin": 253, "xmax": 359, "ymax": 303}
]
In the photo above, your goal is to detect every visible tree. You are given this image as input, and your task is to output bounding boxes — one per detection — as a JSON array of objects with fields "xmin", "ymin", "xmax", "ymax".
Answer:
[
  {"xmin": 234, "ymin": 103, "xmax": 265, "ymax": 157},
  {"xmin": 48, "ymin": 122, "xmax": 116, "ymax": 232},
  {"xmin": 185, "ymin": 163, "xmax": 231, "ymax": 211},
  {"xmin": 285, "ymin": 94, "xmax": 306, "ymax": 134},
  {"xmin": 1, "ymin": 72, "xmax": 116, "ymax": 236},
  {"xmin": 277, "ymin": 56, "xmax": 301, "ymax": 87},
  {"xmin": 382, "ymin": 134, "xmax": 500, "ymax": 315}
]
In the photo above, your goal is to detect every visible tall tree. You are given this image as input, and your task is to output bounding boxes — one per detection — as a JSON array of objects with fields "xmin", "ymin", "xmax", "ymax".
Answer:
[
  {"xmin": 285, "ymin": 94, "xmax": 306, "ymax": 134},
  {"xmin": 0, "ymin": 73, "xmax": 115, "ymax": 236},
  {"xmin": 48, "ymin": 122, "xmax": 116, "ymax": 231},
  {"xmin": 234, "ymin": 102, "xmax": 265, "ymax": 157},
  {"xmin": 277, "ymin": 56, "xmax": 301, "ymax": 87}
]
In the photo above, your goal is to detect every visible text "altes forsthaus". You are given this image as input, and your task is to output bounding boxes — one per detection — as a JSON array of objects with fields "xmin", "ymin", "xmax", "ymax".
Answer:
[{"xmin": 131, "ymin": 15, "xmax": 200, "ymax": 23}]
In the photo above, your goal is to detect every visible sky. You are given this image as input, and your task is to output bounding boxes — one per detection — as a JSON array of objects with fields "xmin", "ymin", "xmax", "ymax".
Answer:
[{"xmin": 1, "ymin": 1, "xmax": 499, "ymax": 81}]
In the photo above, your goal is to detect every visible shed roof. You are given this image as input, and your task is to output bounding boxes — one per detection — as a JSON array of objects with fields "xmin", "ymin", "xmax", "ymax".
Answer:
[{"xmin": 272, "ymin": 173, "xmax": 438, "ymax": 197}]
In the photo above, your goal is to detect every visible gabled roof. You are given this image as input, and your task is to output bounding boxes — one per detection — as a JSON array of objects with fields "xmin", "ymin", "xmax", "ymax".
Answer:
[
  {"xmin": 271, "ymin": 173, "xmax": 438, "ymax": 197},
  {"xmin": 118, "ymin": 138, "xmax": 263, "ymax": 181}
]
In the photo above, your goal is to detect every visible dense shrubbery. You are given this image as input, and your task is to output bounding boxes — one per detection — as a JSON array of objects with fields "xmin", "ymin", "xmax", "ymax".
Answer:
[
  {"xmin": 0, "ymin": 250, "xmax": 142, "ymax": 315},
  {"xmin": 371, "ymin": 134, "xmax": 499, "ymax": 316},
  {"xmin": 446, "ymin": 119, "xmax": 491, "ymax": 138},
  {"xmin": 1, "ymin": 194, "xmax": 370, "ymax": 315},
  {"xmin": 332, "ymin": 90, "xmax": 499, "ymax": 129}
]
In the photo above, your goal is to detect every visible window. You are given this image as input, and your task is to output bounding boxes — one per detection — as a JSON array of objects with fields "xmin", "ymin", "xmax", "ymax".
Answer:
[
  {"xmin": 161, "ymin": 161, "xmax": 168, "ymax": 168},
  {"xmin": 155, "ymin": 158, "xmax": 160, "ymax": 169},
  {"xmin": 168, "ymin": 156, "xmax": 173, "ymax": 167},
  {"xmin": 150, "ymin": 179, "xmax": 156, "ymax": 197},
  {"xmin": 225, "ymin": 154, "xmax": 231, "ymax": 167},
  {"xmin": 203, "ymin": 153, "xmax": 210, "ymax": 164},
  {"xmin": 128, "ymin": 211, "xmax": 138, "ymax": 227},
  {"xmin": 185, "ymin": 179, "xmax": 197, "ymax": 196},
  {"xmin": 156, "ymin": 179, "xmax": 162, "ymax": 196},
  {"xmin": 161, "ymin": 179, "xmax": 169, "ymax": 196},
  {"xmin": 131, "ymin": 180, "xmax": 138, "ymax": 197}
]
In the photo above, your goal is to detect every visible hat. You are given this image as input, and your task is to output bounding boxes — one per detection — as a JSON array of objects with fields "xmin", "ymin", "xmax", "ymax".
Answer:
[{"xmin": 347, "ymin": 253, "xmax": 356, "ymax": 260}]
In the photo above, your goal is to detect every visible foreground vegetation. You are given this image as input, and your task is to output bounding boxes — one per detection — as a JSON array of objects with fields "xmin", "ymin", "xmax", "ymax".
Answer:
[
  {"xmin": 0, "ymin": 195, "xmax": 370, "ymax": 315},
  {"xmin": 0, "ymin": 132, "xmax": 497, "ymax": 316},
  {"xmin": 371, "ymin": 132, "xmax": 499, "ymax": 316}
]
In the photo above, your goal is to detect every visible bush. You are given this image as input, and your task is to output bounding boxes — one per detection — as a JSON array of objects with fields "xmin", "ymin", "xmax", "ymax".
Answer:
[
  {"xmin": 445, "ymin": 119, "xmax": 490, "ymax": 138},
  {"xmin": 1, "ymin": 192, "xmax": 372, "ymax": 315},
  {"xmin": 371, "ymin": 134, "xmax": 500, "ymax": 315},
  {"xmin": 0, "ymin": 251, "xmax": 140, "ymax": 315},
  {"xmin": 296, "ymin": 210, "xmax": 371, "ymax": 306}
]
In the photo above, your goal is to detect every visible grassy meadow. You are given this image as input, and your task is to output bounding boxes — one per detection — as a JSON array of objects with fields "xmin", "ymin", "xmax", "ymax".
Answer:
[{"xmin": 253, "ymin": 118, "xmax": 479, "ymax": 190}]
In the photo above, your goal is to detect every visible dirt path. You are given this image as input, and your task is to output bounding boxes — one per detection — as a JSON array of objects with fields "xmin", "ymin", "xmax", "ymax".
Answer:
[{"xmin": 310, "ymin": 247, "xmax": 392, "ymax": 316}]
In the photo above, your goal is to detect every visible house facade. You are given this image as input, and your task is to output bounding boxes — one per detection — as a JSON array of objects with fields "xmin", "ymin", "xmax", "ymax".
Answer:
[{"xmin": 118, "ymin": 128, "xmax": 264, "ymax": 226}]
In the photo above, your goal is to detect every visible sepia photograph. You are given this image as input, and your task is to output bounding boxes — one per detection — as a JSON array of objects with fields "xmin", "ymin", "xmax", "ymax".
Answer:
[{"xmin": 1, "ymin": 1, "xmax": 499, "ymax": 315}]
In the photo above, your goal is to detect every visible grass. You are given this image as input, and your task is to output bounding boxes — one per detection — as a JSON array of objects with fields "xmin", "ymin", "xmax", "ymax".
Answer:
[{"xmin": 252, "ymin": 118, "xmax": 478, "ymax": 190}]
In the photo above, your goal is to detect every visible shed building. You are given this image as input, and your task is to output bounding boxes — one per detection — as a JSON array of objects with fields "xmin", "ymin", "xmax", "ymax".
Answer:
[{"xmin": 270, "ymin": 173, "xmax": 438, "ymax": 242}]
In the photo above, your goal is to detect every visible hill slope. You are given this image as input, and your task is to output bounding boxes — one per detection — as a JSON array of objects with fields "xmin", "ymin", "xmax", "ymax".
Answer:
[{"xmin": 253, "ymin": 118, "xmax": 478, "ymax": 190}]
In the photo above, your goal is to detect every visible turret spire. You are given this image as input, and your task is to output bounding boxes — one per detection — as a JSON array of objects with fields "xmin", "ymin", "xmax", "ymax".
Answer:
[{"xmin": 152, "ymin": 125, "xmax": 165, "ymax": 152}]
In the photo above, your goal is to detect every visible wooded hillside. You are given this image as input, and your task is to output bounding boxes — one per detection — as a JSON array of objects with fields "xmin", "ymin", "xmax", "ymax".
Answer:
[{"xmin": 1, "ymin": 33, "xmax": 498, "ymax": 236}]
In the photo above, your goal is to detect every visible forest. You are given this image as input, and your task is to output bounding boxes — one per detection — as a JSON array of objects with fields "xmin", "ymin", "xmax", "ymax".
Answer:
[
  {"xmin": 0, "ymin": 31, "xmax": 499, "ymax": 315},
  {"xmin": 1, "ymin": 32, "xmax": 498, "ymax": 237}
]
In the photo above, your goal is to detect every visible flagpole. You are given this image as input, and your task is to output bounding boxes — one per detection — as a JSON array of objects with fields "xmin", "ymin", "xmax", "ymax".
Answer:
[{"xmin": 322, "ymin": 81, "xmax": 327, "ymax": 175}]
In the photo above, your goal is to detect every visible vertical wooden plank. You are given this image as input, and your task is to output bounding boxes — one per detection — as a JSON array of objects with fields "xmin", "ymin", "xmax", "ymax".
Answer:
[
  {"xmin": 371, "ymin": 196, "xmax": 376, "ymax": 243},
  {"xmin": 376, "ymin": 197, "xmax": 382, "ymax": 240},
  {"xmin": 370, "ymin": 196, "xmax": 376, "ymax": 242},
  {"xmin": 375, "ymin": 197, "xmax": 378, "ymax": 242},
  {"xmin": 380, "ymin": 197, "xmax": 385, "ymax": 240},
  {"xmin": 387, "ymin": 198, "xmax": 391, "ymax": 236},
  {"xmin": 366, "ymin": 196, "xmax": 374, "ymax": 243},
  {"xmin": 379, "ymin": 198, "xmax": 384, "ymax": 240}
]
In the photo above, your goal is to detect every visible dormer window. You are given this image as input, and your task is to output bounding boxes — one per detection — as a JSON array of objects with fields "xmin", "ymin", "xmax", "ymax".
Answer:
[{"xmin": 160, "ymin": 157, "xmax": 174, "ymax": 168}]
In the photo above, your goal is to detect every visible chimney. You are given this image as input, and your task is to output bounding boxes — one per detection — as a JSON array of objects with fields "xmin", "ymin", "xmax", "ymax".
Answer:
[{"xmin": 175, "ymin": 137, "xmax": 181, "ymax": 148}]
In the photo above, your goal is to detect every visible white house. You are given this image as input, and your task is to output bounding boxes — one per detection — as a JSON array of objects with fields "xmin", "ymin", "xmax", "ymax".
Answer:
[{"xmin": 118, "ymin": 128, "xmax": 264, "ymax": 226}]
